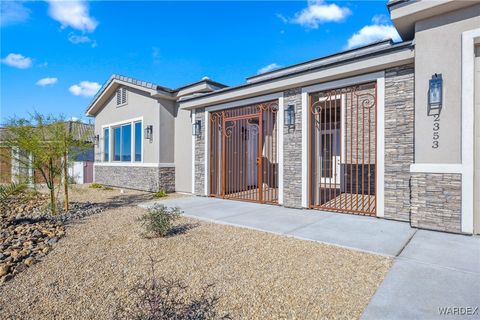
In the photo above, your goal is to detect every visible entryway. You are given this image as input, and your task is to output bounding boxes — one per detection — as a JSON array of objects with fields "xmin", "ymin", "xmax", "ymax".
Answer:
[
  {"xmin": 309, "ymin": 82, "xmax": 377, "ymax": 216},
  {"xmin": 209, "ymin": 101, "xmax": 278, "ymax": 204}
]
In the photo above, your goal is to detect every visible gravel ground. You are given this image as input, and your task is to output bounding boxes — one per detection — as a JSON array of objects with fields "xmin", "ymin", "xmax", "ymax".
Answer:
[{"xmin": 0, "ymin": 186, "xmax": 392, "ymax": 319}]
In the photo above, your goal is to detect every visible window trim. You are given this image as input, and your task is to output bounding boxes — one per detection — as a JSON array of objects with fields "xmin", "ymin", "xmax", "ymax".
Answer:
[{"xmin": 101, "ymin": 117, "xmax": 144, "ymax": 164}]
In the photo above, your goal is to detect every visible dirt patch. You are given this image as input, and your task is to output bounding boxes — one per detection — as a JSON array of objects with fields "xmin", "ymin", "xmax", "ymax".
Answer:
[{"xmin": 0, "ymin": 197, "xmax": 391, "ymax": 319}]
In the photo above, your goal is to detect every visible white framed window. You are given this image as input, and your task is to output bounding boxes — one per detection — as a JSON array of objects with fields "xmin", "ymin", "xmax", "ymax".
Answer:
[
  {"xmin": 102, "ymin": 117, "xmax": 143, "ymax": 164},
  {"xmin": 116, "ymin": 87, "xmax": 127, "ymax": 106}
]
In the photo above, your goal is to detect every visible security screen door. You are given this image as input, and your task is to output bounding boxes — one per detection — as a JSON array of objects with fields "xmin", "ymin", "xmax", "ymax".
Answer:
[
  {"xmin": 310, "ymin": 82, "xmax": 377, "ymax": 215},
  {"xmin": 209, "ymin": 101, "xmax": 278, "ymax": 204}
]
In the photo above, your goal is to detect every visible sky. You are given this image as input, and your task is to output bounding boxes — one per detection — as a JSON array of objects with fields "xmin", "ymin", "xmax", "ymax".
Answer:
[{"xmin": 0, "ymin": 0, "xmax": 400, "ymax": 123}]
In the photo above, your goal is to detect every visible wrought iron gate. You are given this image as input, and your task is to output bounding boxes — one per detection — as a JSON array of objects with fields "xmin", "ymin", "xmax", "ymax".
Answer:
[
  {"xmin": 309, "ymin": 82, "xmax": 377, "ymax": 215},
  {"xmin": 210, "ymin": 101, "xmax": 278, "ymax": 203}
]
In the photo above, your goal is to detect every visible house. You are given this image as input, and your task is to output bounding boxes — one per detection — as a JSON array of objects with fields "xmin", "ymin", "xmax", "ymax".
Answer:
[
  {"xmin": 0, "ymin": 122, "xmax": 95, "ymax": 185},
  {"xmin": 86, "ymin": 0, "xmax": 480, "ymax": 235}
]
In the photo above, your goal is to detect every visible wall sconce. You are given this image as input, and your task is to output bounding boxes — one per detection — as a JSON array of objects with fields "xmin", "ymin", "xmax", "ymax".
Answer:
[
  {"xmin": 284, "ymin": 104, "xmax": 295, "ymax": 128},
  {"xmin": 93, "ymin": 134, "xmax": 99, "ymax": 146},
  {"xmin": 192, "ymin": 120, "xmax": 201, "ymax": 137},
  {"xmin": 428, "ymin": 73, "xmax": 443, "ymax": 116},
  {"xmin": 144, "ymin": 125, "xmax": 153, "ymax": 140}
]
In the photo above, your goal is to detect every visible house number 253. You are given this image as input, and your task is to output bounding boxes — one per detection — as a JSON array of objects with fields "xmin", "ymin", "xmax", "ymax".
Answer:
[{"xmin": 432, "ymin": 114, "xmax": 440, "ymax": 149}]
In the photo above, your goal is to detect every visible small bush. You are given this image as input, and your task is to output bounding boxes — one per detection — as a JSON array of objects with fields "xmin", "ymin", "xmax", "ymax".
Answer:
[
  {"xmin": 153, "ymin": 189, "xmax": 167, "ymax": 198},
  {"xmin": 139, "ymin": 204, "xmax": 182, "ymax": 237},
  {"xmin": 114, "ymin": 257, "xmax": 230, "ymax": 320},
  {"xmin": 0, "ymin": 182, "xmax": 27, "ymax": 204},
  {"xmin": 102, "ymin": 186, "xmax": 114, "ymax": 191},
  {"xmin": 89, "ymin": 183, "xmax": 103, "ymax": 189}
]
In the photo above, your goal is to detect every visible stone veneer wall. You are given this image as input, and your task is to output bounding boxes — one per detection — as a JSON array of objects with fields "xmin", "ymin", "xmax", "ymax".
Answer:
[
  {"xmin": 95, "ymin": 165, "xmax": 175, "ymax": 192},
  {"xmin": 410, "ymin": 173, "xmax": 462, "ymax": 233},
  {"xmin": 384, "ymin": 64, "xmax": 415, "ymax": 221},
  {"xmin": 194, "ymin": 108, "xmax": 206, "ymax": 195},
  {"xmin": 283, "ymin": 88, "xmax": 303, "ymax": 208}
]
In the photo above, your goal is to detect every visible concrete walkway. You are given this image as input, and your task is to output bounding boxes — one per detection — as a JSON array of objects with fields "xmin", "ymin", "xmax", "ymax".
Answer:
[{"xmin": 140, "ymin": 196, "xmax": 480, "ymax": 318}]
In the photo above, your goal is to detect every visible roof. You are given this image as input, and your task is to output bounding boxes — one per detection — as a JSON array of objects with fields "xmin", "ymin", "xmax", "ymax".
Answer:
[
  {"xmin": 246, "ymin": 39, "xmax": 396, "ymax": 83},
  {"xmin": 179, "ymin": 39, "xmax": 414, "ymax": 104},
  {"xmin": 65, "ymin": 121, "xmax": 94, "ymax": 142},
  {"xmin": 85, "ymin": 74, "xmax": 228, "ymax": 116}
]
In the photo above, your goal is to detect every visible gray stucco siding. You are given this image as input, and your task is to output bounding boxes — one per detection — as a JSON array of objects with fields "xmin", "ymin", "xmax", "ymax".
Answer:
[{"xmin": 94, "ymin": 86, "xmax": 175, "ymax": 165}]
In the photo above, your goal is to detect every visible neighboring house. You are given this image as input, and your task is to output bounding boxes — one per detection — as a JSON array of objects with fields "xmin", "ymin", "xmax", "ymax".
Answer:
[
  {"xmin": 86, "ymin": 0, "xmax": 480, "ymax": 235},
  {"xmin": 0, "ymin": 122, "xmax": 95, "ymax": 185}
]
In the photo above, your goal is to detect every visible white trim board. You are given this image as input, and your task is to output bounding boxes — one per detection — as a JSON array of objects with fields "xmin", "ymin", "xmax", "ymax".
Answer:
[
  {"xmin": 278, "ymin": 96, "xmax": 284, "ymax": 205},
  {"xmin": 205, "ymin": 92, "xmax": 283, "ymax": 112},
  {"xmin": 376, "ymin": 75, "xmax": 385, "ymax": 218},
  {"xmin": 410, "ymin": 164, "xmax": 463, "ymax": 174},
  {"xmin": 302, "ymin": 71, "xmax": 385, "ymax": 94},
  {"xmin": 204, "ymin": 110, "xmax": 209, "ymax": 196},
  {"xmin": 94, "ymin": 162, "xmax": 174, "ymax": 168},
  {"xmin": 191, "ymin": 110, "xmax": 196, "ymax": 194},
  {"xmin": 461, "ymin": 28, "xmax": 480, "ymax": 234},
  {"xmin": 301, "ymin": 91, "xmax": 309, "ymax": 208}
]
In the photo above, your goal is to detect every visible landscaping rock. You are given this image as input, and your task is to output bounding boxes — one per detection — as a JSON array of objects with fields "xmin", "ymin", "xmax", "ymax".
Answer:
[{"xmin": 0, "ymin": 189, "xmax": 107, "ymax": 284}]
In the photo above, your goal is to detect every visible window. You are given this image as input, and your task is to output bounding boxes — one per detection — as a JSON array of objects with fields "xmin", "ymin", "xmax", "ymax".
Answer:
[
  {"xmin": 114, "ymin": 127, "xmax": 121, "ymax": 161},
  {"xmin": 108, "ymin": 120, "xmax": 141, "ymax": 163},
  {"xmin": 121, "ymin": 124, "xmax": 131, "ymax": 161},
  {"xmin": 116, "ymin": 87, "xmax": 127, "ymax": 106},
  {"xmin": 134, "ymin": 122, "xmax": 142, "ymax": 161},
  {"xmin": 103, "ymin": 128, "xmax": 109, "ymax": 161}
]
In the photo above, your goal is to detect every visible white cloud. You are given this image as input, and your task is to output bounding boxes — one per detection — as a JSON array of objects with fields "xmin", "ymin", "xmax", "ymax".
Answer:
[
  {"xmin": 1, "ymin": 53, "xmax": 32, "ymax": 69},
  {"xmin": 68, "ymin": 33, "xmax": 97, "ymax": 47},
  {"xmin": 0, "ymin": 1, "xmax": 31, "ymax": 26},
  {"xmin": 47, "ymin": 0, "xmax": 98, "ymax": 32},
  {"xmin": 36, "ymin": 77, "xmax": 58, "ymax": 87},
  {"xmin": 257, "ymin": 63, "xmax": 282, "ymax": 74},
  {"xmin": 69, "ymin": 81, "xmax": 101, "ymax": 97},
  {"xmin": 283, "ymin": 0, "xmax": 351, "ymax": 29},
  {"xmin": 346, "ymin": 17, "xmax": 401, "ymax": 49}
]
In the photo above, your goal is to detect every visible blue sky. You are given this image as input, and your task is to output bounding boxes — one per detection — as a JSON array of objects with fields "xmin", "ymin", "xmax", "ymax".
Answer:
[{"xmin": 1, "ymin": 1, "xmax": 400, "ymax": 123}]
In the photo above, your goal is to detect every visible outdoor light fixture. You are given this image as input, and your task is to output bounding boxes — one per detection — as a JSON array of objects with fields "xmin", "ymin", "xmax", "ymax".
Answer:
[
  {"xmin": 284, "ymin": 104, "xmax": 295, "ymax": 128},
  {"xmin": 192, "ymin": 120, "xmax": 201, "ymax": 137},
  {"xmin": 144, "ymin": 125, "xmax": 153, "ymax": 140},
  {"xmin": 428, "ymin": 73, "xmax": 443, "ymax": 116}
]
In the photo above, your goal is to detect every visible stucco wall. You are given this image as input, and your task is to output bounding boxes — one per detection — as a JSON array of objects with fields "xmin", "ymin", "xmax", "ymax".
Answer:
[
  {"xmin": 94, "ymin": 86, "xmax": 175, "ymax": 165},
  {"xmin": 174, "ymin": 107, "xmax": 193, "ymax": 193},
  {"xmin": 475, "ymin": 45, "xmax": 480, "ymax": 233},
  {"xmin": 414, "ymin": 4, "xmax": 480, "ymax": 164}
]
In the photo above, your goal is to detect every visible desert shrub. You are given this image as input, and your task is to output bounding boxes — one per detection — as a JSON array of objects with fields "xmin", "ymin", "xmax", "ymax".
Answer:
[
  {"xmin": 139, "ymin": 204, "xmax": 182, "ymax": 237},
  {"xmin": 102, "ymin": 186, "xmax": 114, "ymax": 191},
  {"xmin": 89, "ymin": 183, "xmax": 103, "ymax": 189},
  {"xmin": 0, "ymin": 182, "xmax": 27, "ymax": 204},
  {"xmin": 153, "ymin": 189, "xmax": 167, "ymax": 198},
  {"xmin": 115, "ymin": 258, "xmax": 230, "ymax": 320}
]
